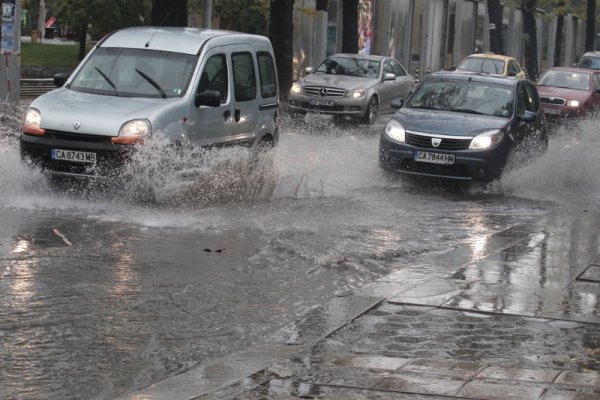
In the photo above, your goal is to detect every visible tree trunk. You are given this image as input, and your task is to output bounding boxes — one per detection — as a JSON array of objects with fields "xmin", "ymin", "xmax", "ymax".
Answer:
[
  {"xmin": 522, "ymin": 0, "xmax": 538, "ymax": 79},
  {"xmin": 487, "ymin": 0, "xmax": 504, "ymax": 55},
  {"xmin": 151, "ymin": 0, "xmax": 188, "ymax": 26},
  {"xmin": 78, "ymin": 24, "xmax": 87, "ymax": 61},
  {"xmin": 316, "ymin": 0, "xmax": 328, "ymax": 12},
  {"xmin": 554, "ymin": 2, "xmax": 565, "ymax": 66},
  {"xmin": 585, "ymin": 0, "xmax": 596, "ymax": 51},
  {"xmin": 341, "ymin": 0, "xmax": 358, "ymax": 54},
  {"xmin": 269, "ymin": 0, "xmax": 294, "ymax": 102}
]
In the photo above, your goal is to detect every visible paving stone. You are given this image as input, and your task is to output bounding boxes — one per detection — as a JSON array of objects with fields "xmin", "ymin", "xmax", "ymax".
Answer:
[
  {"xmin": 373, "ymin": 372, "xmax": 465, "ymax": 396},
  {"xmin": 579, "ymin": 266, "xmax": 600, "ymax": 282},
  {"xmin": 458, "ymin": 380, "xmax": 545, "ymax": 399},
  {"xmin": 329, "ymin": 355, "xmax": 410, "ymax": 371},
  {"xmin": 556, "ymin": 371, "xmax": 600, "ymax": 389},
  {"xmin": 476, "ymin": 366, "xmax": 560, "ymax": 382},
  {"xmin": 541, "ymin": 389, "xmax": 600, "ymax": 399},
  {"xmin": 400, "ymin": 358, "xmax": 483, "ymax": 379}
]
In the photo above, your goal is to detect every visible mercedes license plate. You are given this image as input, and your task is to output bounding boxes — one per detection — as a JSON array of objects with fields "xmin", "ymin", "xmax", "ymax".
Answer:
[
  {"xmin": 51, "ymin": 149, "xmax": 97, "ymax": 164},
  {"xmin": 309, "ymin": 98, "xmax": 334, "ymax": 107},
  {"xmin": 414, "ymin": 151, "xmax": 455, "ymax": 165}
]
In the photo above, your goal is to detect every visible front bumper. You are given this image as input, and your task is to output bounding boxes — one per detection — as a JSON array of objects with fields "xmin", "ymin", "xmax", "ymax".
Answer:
[
  {"xmin": 20, "ymin": 131, "xmax": 133, "ymax": 181},
  {"xmin": 288, "ymin": 93, "xmax": 368, "ymax": 117},
  {"xmin": 378, "ymin": 134, "xmax": 507, "ymax": 182}
]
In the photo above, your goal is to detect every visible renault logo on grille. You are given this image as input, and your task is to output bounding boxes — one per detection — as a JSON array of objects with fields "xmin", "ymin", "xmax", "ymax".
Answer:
[
  {"xmin": 73, "ymin": 121, "xmax": 81, "ymax": 130},
  {"xmin": 319, "ymin": 88, "xmax": 328, "ymax": 97},
  {"xmin": 431, "ymin": 138, "xmax": 442, "ymax": 148}
]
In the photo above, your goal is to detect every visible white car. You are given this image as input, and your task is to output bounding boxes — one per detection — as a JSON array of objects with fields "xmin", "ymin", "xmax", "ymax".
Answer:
[{"xmin": 288, "ymin": 54, "xmax": 416, "ymax": 124}]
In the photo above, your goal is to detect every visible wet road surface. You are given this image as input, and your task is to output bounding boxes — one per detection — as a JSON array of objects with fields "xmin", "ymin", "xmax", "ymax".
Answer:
[{"xmin": 1, "ymin": 108, "xmax": 599, "ymax": 399}]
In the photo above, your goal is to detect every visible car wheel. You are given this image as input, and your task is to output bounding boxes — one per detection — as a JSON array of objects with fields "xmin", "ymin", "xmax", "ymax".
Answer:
[{"xmin": 361, "ymin": 96, "xmax": 378, "ymax": 124}]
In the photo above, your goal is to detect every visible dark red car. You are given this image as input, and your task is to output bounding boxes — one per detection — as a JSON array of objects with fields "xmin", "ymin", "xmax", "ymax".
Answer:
[{"xmin": 536, "ymin": 67, "xmax": 600, "ymax": 121}]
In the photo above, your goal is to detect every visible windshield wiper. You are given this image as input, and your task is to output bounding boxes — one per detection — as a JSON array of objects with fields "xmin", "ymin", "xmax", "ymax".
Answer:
[
  {"xmin": 450, "ymin": 108, "xmax": 485, "ymax": 115},
  {"xmin": 409, "ymin": 105, "xmax": 440, "ymax": 110},
  {"xmin": 135, "ymin": 68, "xmax": 167, "ymax": 98},
  {"xmin": 94, "ymin": 67, "xmax": 119, "ymax": 95}
]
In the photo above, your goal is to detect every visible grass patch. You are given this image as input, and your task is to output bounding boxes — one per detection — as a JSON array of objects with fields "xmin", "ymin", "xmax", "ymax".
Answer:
[{"xmin": 21, "ymin": 43, "xmax": 80, "ymax": 68}]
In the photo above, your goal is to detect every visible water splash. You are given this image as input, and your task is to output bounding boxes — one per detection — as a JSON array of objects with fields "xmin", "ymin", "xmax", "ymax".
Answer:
[{"xmin": 494, "ymin": 118, "xmax": 600, "ymax": 206}]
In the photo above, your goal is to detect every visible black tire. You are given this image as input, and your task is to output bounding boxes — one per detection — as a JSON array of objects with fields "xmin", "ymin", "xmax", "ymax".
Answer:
[{"xmin": 361, "ymin": 96, "xmax": 378, "ymax": 124}]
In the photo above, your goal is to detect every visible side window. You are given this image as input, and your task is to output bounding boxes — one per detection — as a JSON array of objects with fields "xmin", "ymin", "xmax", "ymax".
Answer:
[
  {"xmin": 508, "ymin": 61, "xmax": 519, "ymax": 76},
  {"xmin": 391, "ymin": 60, "xmax": 405, "ymax": 77},
  {"xmin": 383, "ymin": 60, "xmax": 393, "ymax": 75},
  {"xmin": 524, "ymin": 85, "xmax": 538, "ymax": 112},
  {"xmin": 198, "ymin": 54, "xmax": 228, "ymax": 102},
  {"xmin": 516, "ymin": 86, "xmax": 528, "ymax": 115},
  {"xmin": 257, "ymin": 51, "xmax": 277, "ymax": 98},
  {"xmin": 594, "ymin": 74, "xmax": 600, "ymax": 91},
  {"xmin": 232, "ymin": 52, "xmax": 257, "ymax": 102}
]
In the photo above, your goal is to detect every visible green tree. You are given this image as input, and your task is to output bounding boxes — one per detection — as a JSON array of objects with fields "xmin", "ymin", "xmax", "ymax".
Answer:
[
  {"xmin": 212, "ymin": 0, "xmax": 269, "ymax": 34},
  {"xmin": 522, "ymin": 0, "xmax": 539, "ymax": 78},
  {"xmin": 55, "ymin": 0, "xmax": 150, "ymax": 60},
  {"xmin": 150, "ymin": 0, "xmax": 188, "ymax": 26},
  {"xmin": 341, "ymin": 0, "xmax": 358, "ymax": 53},
  {"xmin": 269, "ymin": 0, "xmax": 294, "ymax": 101}
]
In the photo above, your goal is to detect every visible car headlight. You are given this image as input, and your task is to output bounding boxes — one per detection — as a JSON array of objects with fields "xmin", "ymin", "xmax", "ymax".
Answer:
[
  {"xmin": 566, "ymin": 100, "xmax": 580, "ymax": 107},
  {"xmin": 23, "ymin": 108, "xmax": 45, "ymax": 136},
  {"xmin": 112, "ymin": 119, "xmax": 151, "ymax": 144},
  {"xmin": 384, "ymin": 119, "xmax": 405, "ymax": 143},
  {"xmin": 469, "ymin": 129, "xmax": 504, "ymax": 150},
  {"xmin": 290, "ymin": 82, "xmax": 303, "ymax": 94},
  {"xmin": 346, "ymin": 89, "xmax": 366, "ymax": 98}
]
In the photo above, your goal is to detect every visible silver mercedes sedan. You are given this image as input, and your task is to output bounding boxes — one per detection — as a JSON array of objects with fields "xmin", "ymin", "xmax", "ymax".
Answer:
[{"xmin": 288, "ymin": 53, "xmax": 416, "ymax": 124}]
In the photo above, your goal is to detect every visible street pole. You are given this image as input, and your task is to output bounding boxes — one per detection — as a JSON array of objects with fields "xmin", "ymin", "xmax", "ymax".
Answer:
[{"xmin": 0, "ymin": 0, "xmax": 21, "ymax": 104}]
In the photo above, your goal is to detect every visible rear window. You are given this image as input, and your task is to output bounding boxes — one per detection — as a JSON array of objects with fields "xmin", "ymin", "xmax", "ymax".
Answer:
[
  {"xmin": 70, "ymin": 47, "xmax": 198, "ymax": 98},
  {"xmin": 457, "ymin": 57, "xmax": 505, "ymax": 75},
  {"xmin": 577, "ymin": 56, "xmax": 600, "ymax": 70}
]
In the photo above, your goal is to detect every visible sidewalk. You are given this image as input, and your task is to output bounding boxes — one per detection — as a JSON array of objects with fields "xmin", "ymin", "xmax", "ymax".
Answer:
[{"xmin": 120, "ymin": 207, "xmax": 600, "ymax": 400}]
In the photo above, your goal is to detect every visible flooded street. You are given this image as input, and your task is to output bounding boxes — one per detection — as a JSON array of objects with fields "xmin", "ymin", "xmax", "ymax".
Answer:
[{"xmin": 1, "ymin": 105, "xmax": 599, "ymax": 399}]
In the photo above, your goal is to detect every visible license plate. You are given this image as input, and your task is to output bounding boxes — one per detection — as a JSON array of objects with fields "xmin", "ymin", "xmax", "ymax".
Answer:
[
  {"xmin": 310, "ymin": 98, "xmax": 334, "ymax": 107},
  {"xmin": 414, "ymin": 151, "xmax": 455, "ymax": 165},
  {"xmin": 543, "ymin": 108, "xmax": 562, "ymax": 115},
  {"xmin": 51, "ymin": 149, "xmax": 97, "ymax": 164}
]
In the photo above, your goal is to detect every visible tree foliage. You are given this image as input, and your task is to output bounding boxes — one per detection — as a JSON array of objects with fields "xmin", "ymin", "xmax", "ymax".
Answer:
[
  {"xmin": 151, "ymin": 0, "xmax": 188, "ymax": 26},
  {"xmin": 55, "ymin": 0, "xmax": 150, "ymax": 39},
  {"xmin": 210, "ymin": 0, "xmax": 270, "ymax": 34}
]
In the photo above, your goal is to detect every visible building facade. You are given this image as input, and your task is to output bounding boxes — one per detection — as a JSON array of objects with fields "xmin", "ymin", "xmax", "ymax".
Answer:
[{"xmin": 292, "ymin": 0, "xmax": 587, "ymax": 80}]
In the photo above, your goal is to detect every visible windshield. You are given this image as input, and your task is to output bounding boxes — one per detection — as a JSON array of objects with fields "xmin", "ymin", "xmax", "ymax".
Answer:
[
  {"xmin": 457, "ymin": 58, "xmax": 505, "ymax": 75},
  {"xmin": 537, "ymin": 70, "xmax": 591, "ymax": 91},
  {"xmin": 69, "ymin": 47, "xmax": 198, "ymax": 98},
  {"xmin": 407, "ymin": 78, "xmax": 514, "ymax": 117},
  {"xmin": 315, "ymin": 56, "xmax": 381, "ymax": 78}
]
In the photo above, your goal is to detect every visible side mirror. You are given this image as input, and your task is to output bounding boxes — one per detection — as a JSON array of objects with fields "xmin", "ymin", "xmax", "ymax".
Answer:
[
  {"xmin": 195, "ymin": 90, "xmax": 222, "ymax": 107},
  {"xmin": 383, "ymin": 72, "xmax": 396, "ymax": 81},
  {"xmin": 520, "ymin": 110, "xmax": 536, "ymax": 122},
  {"xmin": 391, "ymin": 98, "xmax": 404, "ymax": 109},
  {"xmin": 54, "ymin": 72, "xmax": 70, "ymax": 87},
  {"xmin": 304, "ymin": 67, "xmax": 314, "ymax": 74}
]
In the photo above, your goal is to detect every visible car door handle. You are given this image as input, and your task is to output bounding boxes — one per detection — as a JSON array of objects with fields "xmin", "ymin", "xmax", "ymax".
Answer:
[
  {"xmin": 234, "ymin": 109, "xmax": 241, "ymax": 122},
  {"xmin": 223, "ymin": 110, "xmax": 230, "ymax": 120}
]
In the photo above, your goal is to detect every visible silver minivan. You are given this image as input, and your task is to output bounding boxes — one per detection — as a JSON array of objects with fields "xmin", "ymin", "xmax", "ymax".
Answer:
[{"xmin": 20, "ymin": 27, "xmax": 279, "ymax": 180}]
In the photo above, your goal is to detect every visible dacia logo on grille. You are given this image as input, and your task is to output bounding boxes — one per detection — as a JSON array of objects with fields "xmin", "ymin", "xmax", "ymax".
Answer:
[
  {"xmin": 73, "ymin": 121, "xmax": 81, "ymax": 130},
  {"xmin": 431, "ymin": 138, "xmax": 442, "ymax": 148},
  {"xmin": 319, "ymin": 88, "xmax": 328, "ymax": 97}
]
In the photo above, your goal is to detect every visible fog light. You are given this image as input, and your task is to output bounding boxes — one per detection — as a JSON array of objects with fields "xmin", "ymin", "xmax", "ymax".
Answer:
[
  {"xmin": 349, "ymin": 106, "xmax": 361, "ymax": 111},
  {"xmin": 476, "ymin": 167, "xmax": 486, "ymax": 177}
]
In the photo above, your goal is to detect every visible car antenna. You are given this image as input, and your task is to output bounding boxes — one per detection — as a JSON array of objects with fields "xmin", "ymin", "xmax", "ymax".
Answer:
[{"xmin": 145, "ymin": 8, "xmax": 173, "ymax": 48}]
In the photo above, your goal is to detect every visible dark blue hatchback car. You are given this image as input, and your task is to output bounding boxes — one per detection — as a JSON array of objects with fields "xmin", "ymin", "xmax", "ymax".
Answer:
[{"xmin": 379, "ymin": 71, "xmax": 548, "ymax": 181}]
